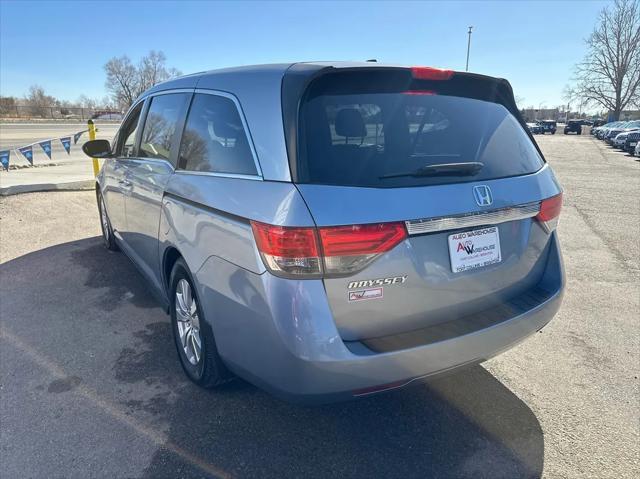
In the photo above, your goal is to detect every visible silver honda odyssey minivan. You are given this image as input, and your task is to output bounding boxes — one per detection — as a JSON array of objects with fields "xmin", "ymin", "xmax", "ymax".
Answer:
[{"xmin": 83, "ymin": 62, "xmax": 564, "ymax": 403}]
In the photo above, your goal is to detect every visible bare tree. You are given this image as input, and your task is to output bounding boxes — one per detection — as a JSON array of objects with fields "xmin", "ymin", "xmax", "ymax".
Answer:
[
  {"xmin": 104, "ymin": 51, "xmax": 182, "ymax": 109},
  {"xmin": 138, "ymin": 50, "xmax": 182, "ymax": 92},
  {"xmin": 25, "ymin": 85, "xmax": 57, "ymax": 117},
  {"xmin": 77, "ymin": 94, "xmax": 98, "ymax": 110},
  {"xmin": 562, "ymin": 85, "xmax": 586, "ymax": 117},
  {"xmin": 101, "ymin": 95, "xmax": 116, "ymax": 110},
  {"xmin": 104, "ymin": 55, "xmax": 139, "ymax": 109},
  {"xmin": 0, "ymin": 96, "xmax": 17, "ymax": 117},
  {"xmin": 574, "ymin": 0, "xmax": 640, "ymax": 120}
]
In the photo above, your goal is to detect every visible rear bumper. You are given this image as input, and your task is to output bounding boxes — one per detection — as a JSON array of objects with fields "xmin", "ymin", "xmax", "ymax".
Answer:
[{"xmin": 195, "ymin": 233, "xmax": 565, "ymax": 404}]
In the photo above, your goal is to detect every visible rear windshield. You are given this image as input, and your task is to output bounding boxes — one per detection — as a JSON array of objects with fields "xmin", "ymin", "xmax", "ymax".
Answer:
[{"xmin": 297, "ymin": 72, "xmax": 544, "ymax": 188}]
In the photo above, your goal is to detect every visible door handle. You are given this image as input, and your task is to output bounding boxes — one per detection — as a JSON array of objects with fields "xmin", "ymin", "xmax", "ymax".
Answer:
[{"xmin": 118, "ymin": 179, "xmax": 132, "ymax": 187}]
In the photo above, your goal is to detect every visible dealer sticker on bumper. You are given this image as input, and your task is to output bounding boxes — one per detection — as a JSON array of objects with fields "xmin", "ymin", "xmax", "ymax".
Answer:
[{"xmin": 448, "ymin": 226, "xmax": 502, "ymax": 273}]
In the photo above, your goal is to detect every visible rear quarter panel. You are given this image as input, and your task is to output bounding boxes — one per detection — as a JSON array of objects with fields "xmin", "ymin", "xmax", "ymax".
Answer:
[{"xmin": 159, "ymin": 173, "xmax": 316, "ymax": 287}]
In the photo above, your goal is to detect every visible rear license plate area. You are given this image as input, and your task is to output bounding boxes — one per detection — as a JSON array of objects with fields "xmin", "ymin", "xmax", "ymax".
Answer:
[{"xmin": 448, "ymin": 226, "xmax": 502, "ymax": 273}]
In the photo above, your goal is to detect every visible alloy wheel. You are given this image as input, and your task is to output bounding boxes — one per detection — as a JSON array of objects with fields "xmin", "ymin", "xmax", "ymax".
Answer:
[{"xmin": 175, "ymin": 278, "xmax": 202, "ymax": 365}]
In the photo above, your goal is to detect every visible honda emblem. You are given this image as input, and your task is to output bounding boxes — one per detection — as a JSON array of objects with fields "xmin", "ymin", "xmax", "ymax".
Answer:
[{"xmin": 473, "ymin": 185, "xmax": 493, "ymax": 206}]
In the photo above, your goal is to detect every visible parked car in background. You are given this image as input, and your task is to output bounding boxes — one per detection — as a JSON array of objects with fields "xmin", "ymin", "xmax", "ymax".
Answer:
[
  {"xmin": 614, "ymin": 131, "xmax": 630, "ymax": 148},
  {"xmin": 82, "ymin": 62, "xmax": 564, "ymax": 404},
  {"xmin": 635, "ymin": 141, "xmax": 640, "ymax": 157},
  {"xmin": 604, "ymin": 122, "xmax": 627, "ymax": 144},
  {"xmin": 592, "ymin": 119, "xmax": 606, "ymax": 128},
  {"xmin": 539, "ymin": 120, "xmax": 557, "ymax": 134},
  {"xmin": 527, "ymin": 122, "xmax": 543, "ymax": 134},
  {"xmin": 564, "ymin": 120, "xmax": 582, "ymax": 135},
  {"xmin": 606, "ymin": 120, "xmax": 640, "ymax": 145},
  {"xmin": 625, "ymin": 131, "xmax": 640, "ymax": 154},
  {"xmin": 591, "ymin": 121, "xmax": 608, "ymax": 136},
  {"xmin": 595, "ymin": 121, "xmax": 622, "ymax": 140}
]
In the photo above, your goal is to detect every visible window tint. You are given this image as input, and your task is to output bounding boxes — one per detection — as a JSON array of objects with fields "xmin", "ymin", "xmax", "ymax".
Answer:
[
  {"xmin": 298, "ymin": 78, "xmax": 544, "ymax": 188},
  {"xmin": 139, "ymin": 93, "xmax": 189, "ymax": 162},
  {"xmin": 117, "ymin": 102, "xmax": 143, "ymax": 158},
  {"xmin": 179, "ymin": 94, "xmax": 258, "ymax": 175}
]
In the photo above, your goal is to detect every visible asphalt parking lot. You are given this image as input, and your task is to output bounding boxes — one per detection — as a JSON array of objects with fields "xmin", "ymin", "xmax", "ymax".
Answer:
[{"xmin": 0, "ymin": 133, "xmax": 638, "ymax": 478}]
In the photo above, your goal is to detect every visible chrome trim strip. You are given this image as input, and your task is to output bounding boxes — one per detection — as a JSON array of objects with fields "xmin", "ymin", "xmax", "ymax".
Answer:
[
  {"xmin": 122, "ymin": 156, "xmax": 175, "ymax": 170},
  {"xmin": 173, "ymin": 170, "xmax": 262, "ymax": 181},
  {"xmin": 147, "ymin": 88, "xmax": 195, "ymax": 96},
  {"xmin": 405, "ymin": 202, "xmax": 541, "ymax": 235}
]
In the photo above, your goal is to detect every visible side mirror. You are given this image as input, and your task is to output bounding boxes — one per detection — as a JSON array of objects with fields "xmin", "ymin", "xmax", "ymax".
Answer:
[{"xmin": 82, "ymin": 139, "xmax": 112, "ymax": 158}]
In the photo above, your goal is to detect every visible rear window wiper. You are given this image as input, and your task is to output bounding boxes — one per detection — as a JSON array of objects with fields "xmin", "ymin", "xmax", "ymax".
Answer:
[{"xmin": 379, "ymin": 161, "xmax": 484, "ymax": 179}]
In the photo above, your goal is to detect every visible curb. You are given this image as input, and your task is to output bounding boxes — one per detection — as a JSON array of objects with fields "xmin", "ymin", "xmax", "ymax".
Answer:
[{"xmin": 0, "ymin": 179, "xmax": 95, "ymax": 196}]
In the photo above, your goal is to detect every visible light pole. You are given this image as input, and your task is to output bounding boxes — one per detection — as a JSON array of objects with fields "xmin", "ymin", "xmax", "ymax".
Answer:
[{"xmin": 466, "ymin": 26, "xmax": 473, "ymax": 72}]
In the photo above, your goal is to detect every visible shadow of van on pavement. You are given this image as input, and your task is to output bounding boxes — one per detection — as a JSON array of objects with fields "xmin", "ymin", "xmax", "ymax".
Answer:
[
  {"xmin": 0, "ymin": 237, "xmax": 544, "ymax": 479},
  {"xmin": 134, "ymin": 362, "xmax": 543, "ymax": 479}
]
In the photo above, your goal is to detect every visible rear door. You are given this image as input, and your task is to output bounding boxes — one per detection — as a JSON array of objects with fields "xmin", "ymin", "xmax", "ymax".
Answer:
[
  {"xmin": 292, "ymin": 68, "xmax": 562, "ymax": 341},
  {"xmin": 122, "ymin": 92, "xmax": 191, "ymax": 291}
]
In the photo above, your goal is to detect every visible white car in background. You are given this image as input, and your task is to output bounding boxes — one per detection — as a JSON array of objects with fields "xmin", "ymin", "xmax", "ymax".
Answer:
[
  {"xmin": 635, "ymin": 141, "xmax": 640, "ymax": 157},
  {"xmin": 614, "ymin": 132, "xmax": 630, "ymax": 149}
]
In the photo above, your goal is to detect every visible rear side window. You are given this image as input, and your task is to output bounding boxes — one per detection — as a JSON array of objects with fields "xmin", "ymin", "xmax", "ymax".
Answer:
[
  {"xmin": 297, "ymin": 73, "xmax": 544, "ymax": 188},
  {"xmin": 178, "ymin": 94, "xmax": 258, "ymax": 176},
  {"xmin": 139, "ymin": 93, "xmax": 189, "ymax": 163}
]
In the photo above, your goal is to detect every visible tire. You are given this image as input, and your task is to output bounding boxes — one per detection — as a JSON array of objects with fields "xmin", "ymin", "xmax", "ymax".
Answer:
[
  {"xmin": 169, "ymin": 258, "xmax": 233, "ymax": 388},
  {"xmin": 97, "ymin": 190, "xmax": 118, "ymax": 251},
  {"xmin": 577, "ymin": 130, "xmax": 582, "ymax": 135}
]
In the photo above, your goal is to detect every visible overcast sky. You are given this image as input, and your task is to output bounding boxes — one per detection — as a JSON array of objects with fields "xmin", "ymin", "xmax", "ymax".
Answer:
[{"xmin": 0, "ymin": 0, "xmax": 610, "ymax": 108}]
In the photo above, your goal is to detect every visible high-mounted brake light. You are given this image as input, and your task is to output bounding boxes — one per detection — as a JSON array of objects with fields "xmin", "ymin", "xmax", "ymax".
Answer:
[
  {"xmin": 403, "ymin": 90, "xmax": 437, "ymax": 95},
  {"xmin": 536, "ymin": 193, "xmax": 563, "ymax": 233},
  {"xmin": 251, "ymin": 221, "xmax": 407, "ymax": 278},
  {"xmin": 411, "ymin": 66, "xmax": 454, "ymax": 81}
]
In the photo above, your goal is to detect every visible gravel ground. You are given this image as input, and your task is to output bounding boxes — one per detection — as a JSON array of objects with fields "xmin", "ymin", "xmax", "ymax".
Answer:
[{"xmin": 0, "ymin": 134, "xmax": 638, "ymax": 478}]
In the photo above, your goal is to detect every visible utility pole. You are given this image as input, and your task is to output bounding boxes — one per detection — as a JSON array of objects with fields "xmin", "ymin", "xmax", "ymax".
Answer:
[{"xmin": 466, "ymin": 26, "xmax": 473, "ymax": 72}]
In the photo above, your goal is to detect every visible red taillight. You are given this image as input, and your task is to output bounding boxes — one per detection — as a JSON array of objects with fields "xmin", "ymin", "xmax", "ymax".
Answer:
[
  {"xmin": 319, "ymin": 223, "xmax": 407, "ymax": 256},
  {"xmin": 251, "ymin": 222, "xmax": 319, "ymax": 257},
  {"xmin": 319, "ymin": 223, "xmax": 407, "ymax": 275},
  {"xmin": 251, "ymin": 222, "xmax": 322, "ymax": 277},
  {"xmin": 411, "ymin": 66, "xmax": 454, "ymax": 81},
  {"xmin": 251, "ymin": 221, "xmax": 407, "ymax": 277},
  {"xmin": 537, "ymin": 193, "xmax": 563, "ymax": 222},
  {"xmin": 536, "ymin": 193, "xmax": 563, "ymax": 232}
]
